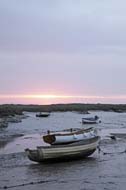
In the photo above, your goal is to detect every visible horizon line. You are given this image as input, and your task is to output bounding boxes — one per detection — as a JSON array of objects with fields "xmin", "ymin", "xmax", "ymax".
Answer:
[{"xmin": 0, "ymin": 94, "xmax": 126, "ymax": 100}]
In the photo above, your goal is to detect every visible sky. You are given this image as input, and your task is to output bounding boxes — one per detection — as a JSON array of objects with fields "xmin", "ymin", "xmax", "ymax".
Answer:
[{"xmin": 0, "ymin": 0, "xmax": 126, "ymax": 104}]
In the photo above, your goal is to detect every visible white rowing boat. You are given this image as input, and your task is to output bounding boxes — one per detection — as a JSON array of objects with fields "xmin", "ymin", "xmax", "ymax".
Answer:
[
  {"xmin": 25, "ymin": 136, "xmax": 100, "ymax": 163},
  {"xmin": 82, "ymin": 115, "xmax": 101, "ymax": 124},
  {"xmin": 43, "ymin": 127, "xmax": 97, "ymax": 145}
]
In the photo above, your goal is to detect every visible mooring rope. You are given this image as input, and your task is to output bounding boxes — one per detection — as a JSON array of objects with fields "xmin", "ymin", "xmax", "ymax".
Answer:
[{"xmin": 0, "ymin": 179, "xmax": 57, "ymax": 189}]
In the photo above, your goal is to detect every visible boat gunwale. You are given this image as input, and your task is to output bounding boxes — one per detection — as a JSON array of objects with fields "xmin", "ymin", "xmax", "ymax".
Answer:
[
  {"xmin": 43, "ymin": 127, "xmax": 94, "ymax": 137},
  {"xmin": 39, "ymin": 136, "xmax": 100, "ymax": 149}
]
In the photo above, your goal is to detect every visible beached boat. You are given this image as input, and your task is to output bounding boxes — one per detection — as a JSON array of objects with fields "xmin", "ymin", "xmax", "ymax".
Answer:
[
  {"xmin": 43, "ymin": 127, "xmax": 97, "ymax": 145},
  {"xmin": 82, "ymin": 115, "xmax": 100, "ymax": 124},
  {"xmin": 36, "ymin": 112, "xmax": 50, "ymax": 117},
  {"xmin": 25, "ymin": 136, "xmax": 100, "ymax": 163}
]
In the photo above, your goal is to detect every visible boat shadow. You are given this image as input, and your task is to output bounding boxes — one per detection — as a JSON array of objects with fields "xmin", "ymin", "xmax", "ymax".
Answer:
[{"xmin": 26, "ymin": 155, "xmax": 98, "ymax": 176}]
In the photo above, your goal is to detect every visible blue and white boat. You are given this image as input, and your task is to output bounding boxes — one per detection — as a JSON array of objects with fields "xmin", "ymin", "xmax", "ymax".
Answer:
[
  {"xmin": 82, "ymin": 115, "xmax": 101, "ymax": 124},
  {"xmin": 43, "ymin": 127, "xmax": 96, "ymax": 145}
]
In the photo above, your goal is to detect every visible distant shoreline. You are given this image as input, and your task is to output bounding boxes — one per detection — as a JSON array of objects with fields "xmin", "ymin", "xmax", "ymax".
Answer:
[{"xmin": 0, "ymin": 103, "xmax": 126, "ymax": 117}]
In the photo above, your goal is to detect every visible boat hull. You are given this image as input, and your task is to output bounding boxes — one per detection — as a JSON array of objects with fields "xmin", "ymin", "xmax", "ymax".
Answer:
[
  {"xmin": 36, "ymin": 112, "xmax": 50, "ymax": 117},
  {"xmin": 82, "ymin": 120, "xmax": 98, "ymax": 124},
  {"xmin": 25, "ymin": 136, "xmax": 100, "ymax": 163},
  {"xmin": 43, "ymin": 127, "xmax": 95, "ymax": 145},
  {"xmin": 82, "ymin": 116, "xmax": 100, "ymax": 124},
  {"xmin": 82, "ymin": 119, "xmax": 100, "ymax": 124}
]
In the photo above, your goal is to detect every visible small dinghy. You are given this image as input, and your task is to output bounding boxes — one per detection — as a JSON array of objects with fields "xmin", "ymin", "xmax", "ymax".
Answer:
[
  {"xmin": 82, "ymin": 115, "xmax": 100, "ymax": 124},
  {"xmin": 25, "ymin": 136, "xmax": 100, "ymax": 163},
  {"xmin": 36, "ymin": 112, "xmax": 50, "ymax": 117},
  {"xmin": 43, "ymin": 127, "xmax": 97, "ymax": 145}
]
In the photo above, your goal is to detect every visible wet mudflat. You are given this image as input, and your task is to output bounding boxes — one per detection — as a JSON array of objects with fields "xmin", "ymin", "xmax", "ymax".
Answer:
[{"xmin": 0, "ymin": 111, "xmax": 126, "ymax": 190}]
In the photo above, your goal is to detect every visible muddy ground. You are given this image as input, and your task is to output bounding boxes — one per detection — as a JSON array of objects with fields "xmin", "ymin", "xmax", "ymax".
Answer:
[{"xmin": 0, "ymin": 111, "xmax": 126, "ymax": 190}]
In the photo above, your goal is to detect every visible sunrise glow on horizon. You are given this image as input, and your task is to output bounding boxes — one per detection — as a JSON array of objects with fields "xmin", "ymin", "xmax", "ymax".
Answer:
[{"xmin": 0, "ymin": 94, "xmax": 126, "ymax": 105}]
